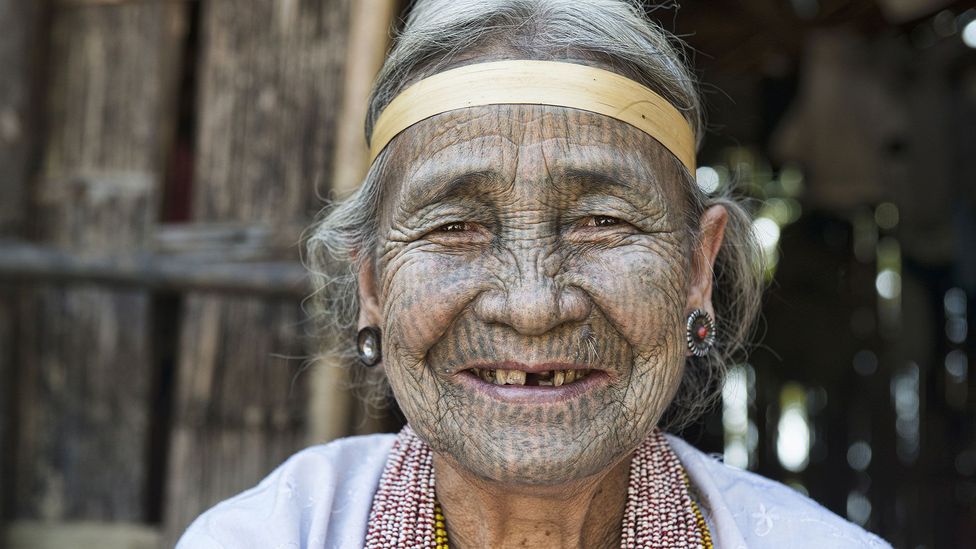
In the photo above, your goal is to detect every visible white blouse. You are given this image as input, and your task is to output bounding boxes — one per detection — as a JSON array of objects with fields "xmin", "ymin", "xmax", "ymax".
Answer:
[{"xmin": 177, "ymin": 433, "xmax": 891, "ymax": 548}]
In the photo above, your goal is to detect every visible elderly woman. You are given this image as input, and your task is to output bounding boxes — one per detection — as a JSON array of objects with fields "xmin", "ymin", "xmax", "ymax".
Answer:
[{"xmin": 179, "ymin": 1, "xmax": 891, "ymax": 548}]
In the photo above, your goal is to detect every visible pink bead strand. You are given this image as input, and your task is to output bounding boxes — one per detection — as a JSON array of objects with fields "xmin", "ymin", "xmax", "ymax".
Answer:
[{"xmin": 365, "ymin": 426, "xmax": 711, "ymax": 549}]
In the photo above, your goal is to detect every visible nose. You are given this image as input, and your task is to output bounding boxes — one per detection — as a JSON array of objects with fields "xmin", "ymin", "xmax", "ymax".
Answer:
[{"xmin": 474, "ymin": 261, "xmax": 591, "ymax": 335}]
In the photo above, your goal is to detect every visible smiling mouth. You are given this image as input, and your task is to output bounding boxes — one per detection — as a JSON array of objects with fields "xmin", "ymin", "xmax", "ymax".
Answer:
[{"xmin": 469, "ymin": 368, "xmax": 594, "ymax": 387}]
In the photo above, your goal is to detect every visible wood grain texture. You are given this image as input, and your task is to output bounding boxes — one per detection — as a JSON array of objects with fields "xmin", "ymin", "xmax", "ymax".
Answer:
[
  {"xmin": 0, "ymin": 0, "xmax": 40, "ymax": 236},
  {"xmin": 0, "ymin": 0, "xmax": 43, "ymax": 524},
  {"xmin": 329, "ymin": 0, "xmax": 396, "ymax": 198},
  {"xmin": 16, "ymin": 179, "xmax": 155, "ymax": 522},
  {"xmin": 0, "ymin": 240, "xmax": 310, "ymax": 296},
  {"xmin": 191, "ymin": 0, "xmax": 349, "ymax": 223},
  {"xmin": 309, "ymin": 0, "xmax": 397, "ymax": 447},
  {"xmin": 165, "ymin": 295, "xmax": 309, "ymax": 540},
  {"xmin": 4, "ymin": 520, "xmax": 160, "ymax": 549},
  {"xmin": 164, "ymin": 0, "xmax": 350, "ymax": 543},
  {"xmin": 13, "ymin": 1, "xmax": 184, "ymax": 522}
]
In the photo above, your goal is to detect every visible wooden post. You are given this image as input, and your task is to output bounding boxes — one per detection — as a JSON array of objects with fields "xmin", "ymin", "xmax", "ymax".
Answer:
[
  {"xmin": 163, "ymin": 0, "xmax": 351, "ymax": 543},
  {"xmin": 12, "ymin": 0, "xmax": 184, "ymax": 524},
  {"xmin": 308, "ymin": 0, "xmax": 397, "ymax": 445},
  {"xmin": 0, "ymin": 0, "xmax": 43, "ymax": 526},
  {"xmin": 329, "ymin": 0, "xmax": 398, "ymax": 198}
]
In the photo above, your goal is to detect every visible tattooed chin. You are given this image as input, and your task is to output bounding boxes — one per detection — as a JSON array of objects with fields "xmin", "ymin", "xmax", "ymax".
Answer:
[
  {"xmin": 417, "ymin": 359, "xmax": 663, "ymax": 485},
  {"xmin": 384, "ymin": 304, "xmax": 682, "ymax": 482},
  {"xmin": 390, "ymin": 330, "xmax": 681, "ymax": 485}
]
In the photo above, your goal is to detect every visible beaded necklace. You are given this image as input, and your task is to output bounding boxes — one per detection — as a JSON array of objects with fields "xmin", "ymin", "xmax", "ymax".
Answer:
[{"xmin": 365, "ymin": 426, "xmax": 713, "ymax": 549}]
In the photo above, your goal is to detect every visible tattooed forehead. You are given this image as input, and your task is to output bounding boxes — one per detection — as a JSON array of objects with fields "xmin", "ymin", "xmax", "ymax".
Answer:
[{"xmin": 377, "ymin": 105, "xmax": 687, "ymax": 227}]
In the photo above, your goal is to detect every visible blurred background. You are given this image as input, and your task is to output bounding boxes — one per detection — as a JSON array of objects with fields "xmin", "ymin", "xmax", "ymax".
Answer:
[{"xmin": 0, "ymin": 0, "xmax": 973, "ymax": 547}]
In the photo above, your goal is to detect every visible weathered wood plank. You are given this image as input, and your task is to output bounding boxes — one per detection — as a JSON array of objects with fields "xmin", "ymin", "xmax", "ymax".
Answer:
[
  {"xmin": 191, "ymin": 1, "xmax": 348, "ymax": 223},
  {"xmin": 309, "ymin": 0, "xmax": 397, "ymax": 446},
  {"xmin": 0, "ymin": 0, "xmax": 40, "ymax": 236},
  {"xmin": 0, "ymin": 240, "xmax": 309, "ymax": 296},
  {"xmin": 13, "ymin": 1, "xmax": 184, "ymax": 522},
  {"xmin": 163, "ymin": 0, "xmax": 350, "ymax": 543},
  {"xmin": 165, "ymin": 295, "xmax": 309, "ymax": 534},
  {"xmin": 16, "ymin": 179, "xmax": 155, "ymax": 522},
  {"xmin": 0, "ymin": 0, "xmax": 44, "ymax": 527},
  {"xmin": 0, "ymin": 282, "xmax": 13, "ymax": 522},
  {"xmin": 153, "ymin": 222, "xmax": 307, "ymax": 261},
  {"xmin": 4, "ymin": 520, "xmax": 160, "ymax": 549}
]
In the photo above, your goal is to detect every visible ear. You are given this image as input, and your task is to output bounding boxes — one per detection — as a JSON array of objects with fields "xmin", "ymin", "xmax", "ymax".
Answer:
[
  {"xmin": 685, "ymin": 204, "xmax": 728, "ymax": 318},
  {"xmin": 357, "ymin": 256, "xmax": 383, "ymax": 330}
]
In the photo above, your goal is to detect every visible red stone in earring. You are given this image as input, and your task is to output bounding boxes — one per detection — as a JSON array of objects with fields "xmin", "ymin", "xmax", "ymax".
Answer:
[{"xmin": 686, "ymin": 309, "xmax": 716, "ymax": 357}]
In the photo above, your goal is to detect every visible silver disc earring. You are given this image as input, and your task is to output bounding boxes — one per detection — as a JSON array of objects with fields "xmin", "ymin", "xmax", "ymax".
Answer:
[
  {"xmin": 686, "ymin": 309, "xmax": 716, "ymax": 357},
  {"xmin": 357, "ymin": 327, "xmax": 382, "ymax": 367}
]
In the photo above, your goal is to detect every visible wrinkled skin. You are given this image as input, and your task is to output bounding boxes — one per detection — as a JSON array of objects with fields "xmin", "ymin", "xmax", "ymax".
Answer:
[{"xmin": 358, "ymin": 104, "xmax": 726, "ymax": 547}]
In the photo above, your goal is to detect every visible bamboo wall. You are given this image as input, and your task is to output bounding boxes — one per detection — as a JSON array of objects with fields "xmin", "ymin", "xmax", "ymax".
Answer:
[{"xmin": 0, "ymin": 1, "xmax": 397, "ymax": 547}]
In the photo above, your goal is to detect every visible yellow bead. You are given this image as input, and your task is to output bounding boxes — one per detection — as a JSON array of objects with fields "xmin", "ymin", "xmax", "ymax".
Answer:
[{"xmin": 435, "ymin": 501, "xmax": 450, "ymax": 548}]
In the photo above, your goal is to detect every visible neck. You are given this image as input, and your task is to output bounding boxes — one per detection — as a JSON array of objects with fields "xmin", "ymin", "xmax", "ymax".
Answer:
[{"xmin": 433, "ymin": 453, "xmax": 632, "ymax": 549}]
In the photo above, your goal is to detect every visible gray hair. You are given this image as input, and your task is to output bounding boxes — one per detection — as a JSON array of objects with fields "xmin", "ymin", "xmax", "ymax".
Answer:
[{"xmin": 305, "ymin": 0, "xmax": 763, "ymax": 427}]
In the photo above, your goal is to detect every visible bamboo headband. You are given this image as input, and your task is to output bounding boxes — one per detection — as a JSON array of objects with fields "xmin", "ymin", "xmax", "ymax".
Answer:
[{"xmin": 368, "ymin": 60, "xmax": 696, "ymax": 172}]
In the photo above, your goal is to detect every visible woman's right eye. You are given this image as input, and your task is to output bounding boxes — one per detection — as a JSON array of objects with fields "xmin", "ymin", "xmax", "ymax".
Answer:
[
  {"xmin": 435, "ymin": 221, "xmax": 468, "ymax": 233},
  {"xmin": 425, "ymin": 221, "xmax": 491, "ymax": 245}
]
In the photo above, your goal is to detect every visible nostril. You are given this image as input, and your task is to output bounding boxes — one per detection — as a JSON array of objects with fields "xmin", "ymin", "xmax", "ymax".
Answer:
[
  {"xmin": 559, "ymin": 286, "xmax": 591, "ymax": 323},
  {"xmin": 472, "ymin": 290, "xmax": 507, "ymax": 324}
]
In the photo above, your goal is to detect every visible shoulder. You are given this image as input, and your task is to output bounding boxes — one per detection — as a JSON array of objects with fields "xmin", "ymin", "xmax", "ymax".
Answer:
[
  {"xmin": 176, "ymin": 433, "xmax": 397, "ymax": 549},
  {"xmin": 666, "ymin": 435, "xmax": 892, "ymax": 549}
]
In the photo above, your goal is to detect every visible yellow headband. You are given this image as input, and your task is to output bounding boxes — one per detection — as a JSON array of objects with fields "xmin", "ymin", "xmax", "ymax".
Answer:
[{"xmin": 368, "ymin": 60, "xmax": 696, "ymax": 172}]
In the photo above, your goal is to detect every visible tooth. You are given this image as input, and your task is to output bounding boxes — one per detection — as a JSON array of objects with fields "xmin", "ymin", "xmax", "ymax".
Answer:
[
  {"xmin": 564, "ymin": 370, "xmax": 576, "ymax": 383},
  {"xmin": 481, "ymin": 369, "xmax": 493, "ymax": 382},
  {"xmin": 508, "ymin": 371, "xmax": 526, "ymax": 385},
  {"xmin": 539, "ymin": 379, "xmax": 553, "ymax": 386},
  {"xmin": 495, "ymin": 370, "xmax": 508, "ymax": 385},
  {"xmin": 553, "ymin": 371, "xmax": 565, "ymax": 387}
]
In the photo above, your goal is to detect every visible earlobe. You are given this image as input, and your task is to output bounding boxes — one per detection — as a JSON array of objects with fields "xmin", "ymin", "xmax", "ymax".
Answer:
[{"xmin": 357, "ymin": 257, "xmax": 384, "ymax": 330}]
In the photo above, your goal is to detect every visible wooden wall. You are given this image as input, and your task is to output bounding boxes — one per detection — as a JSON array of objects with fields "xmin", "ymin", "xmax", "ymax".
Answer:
[
  {"xmin": 162, "ymin": 0, "xmax": 346, "ymax": 541},
  {"xmin": 2, "ymin": 1, "xmax": 968, "ymax": 548},
  {"xmin": 0, "ymin": 0, "xmax": 396, "ymax": 546}
]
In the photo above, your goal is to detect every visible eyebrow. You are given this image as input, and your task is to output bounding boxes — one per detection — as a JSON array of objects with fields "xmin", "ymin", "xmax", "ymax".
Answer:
[
  {"xmin": 403, "ymin": 169, "xmax": 500, "ymax": 210},
  {"xmin": 560, "ymin": 167, "xmax": 636, "ymax": 192}
]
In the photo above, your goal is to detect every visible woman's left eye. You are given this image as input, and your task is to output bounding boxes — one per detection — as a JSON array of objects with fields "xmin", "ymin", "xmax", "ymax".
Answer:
[{"xmin": 591, "ymin": 215, "xmax": 622, "ymax": 227}]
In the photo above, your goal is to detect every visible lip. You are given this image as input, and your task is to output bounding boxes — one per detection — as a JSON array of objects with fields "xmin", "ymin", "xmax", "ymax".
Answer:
[{"xmin": 453, "ymin": 362, "xmax": 610, "ymax": 405}]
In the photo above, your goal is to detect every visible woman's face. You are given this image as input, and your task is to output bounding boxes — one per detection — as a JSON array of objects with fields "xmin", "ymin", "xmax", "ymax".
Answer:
[{"xmin": 360, "ymin": 105, "xmax": 710, "ymax": 485}]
